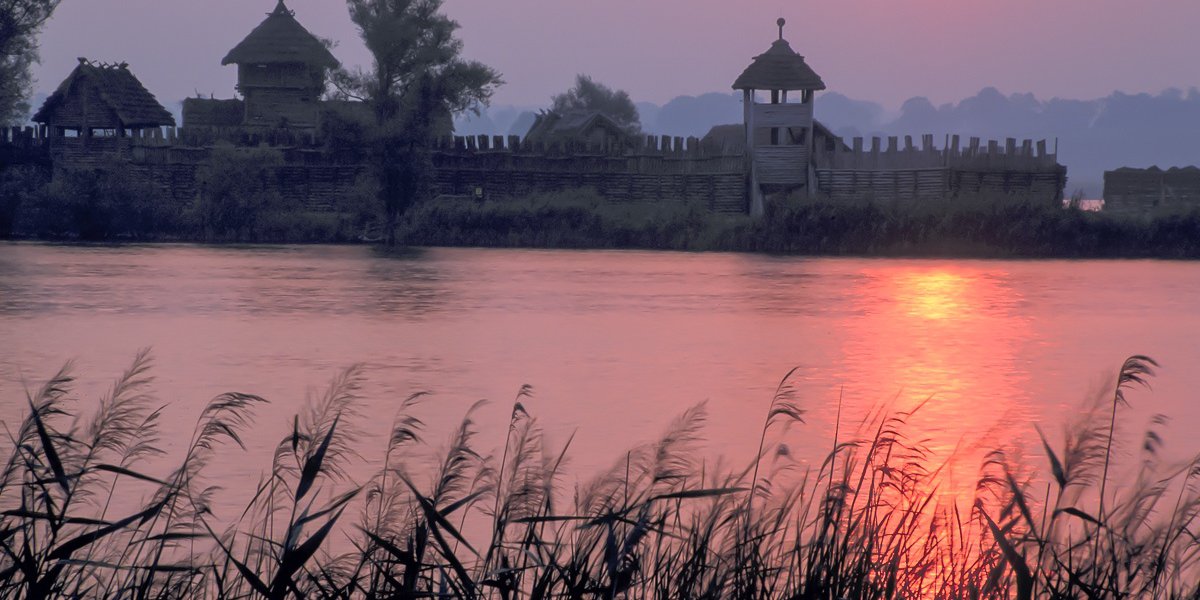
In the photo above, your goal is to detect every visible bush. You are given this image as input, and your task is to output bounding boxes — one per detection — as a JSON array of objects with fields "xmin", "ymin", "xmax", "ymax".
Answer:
[
  {"xmin": 398, "ymin": 188, "xmax": 730, "ymax": 250},
  {"xmin": 0, "ymin": 165, "xmax": 48, "ymax": 238},
  {"xmin": 18, "ymin": 161, "xmax": 179, "ymax": 241},
  {"xmin": 189, "ymin": 145, "xmax": 289, "ymax": 241}
]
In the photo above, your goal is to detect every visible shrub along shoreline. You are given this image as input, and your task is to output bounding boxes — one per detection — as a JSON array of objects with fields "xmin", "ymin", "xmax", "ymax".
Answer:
[
  {"xmin": 5, "ymin": 162, "xmax": 1200, "ymax": 258},
  {"xmin": 2, "ymin": 353, "xmax": 1196, "ymax": 598}
]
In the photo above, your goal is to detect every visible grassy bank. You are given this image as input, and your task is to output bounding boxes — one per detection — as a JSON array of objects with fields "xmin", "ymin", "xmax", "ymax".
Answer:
[
  {"xmin": 2, "ymin": 353, "xmax": 1197, "ymax": 599},
  {"xmin": 400, "ymin": 190, "xmax": 1200, "ymax": 258},
  {"xmin": 7, "ymin": 160, "xmax": 1200, "ymax": 257}
]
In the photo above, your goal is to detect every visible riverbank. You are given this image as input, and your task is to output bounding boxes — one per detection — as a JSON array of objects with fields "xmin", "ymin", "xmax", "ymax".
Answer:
[
  {"xmin": 5, "ymin": 164, "xmax": 1200, "ymax": 257},
  {"xmin": 403, "ymin": 191, "xmax": 1200, "ymax": 258}
]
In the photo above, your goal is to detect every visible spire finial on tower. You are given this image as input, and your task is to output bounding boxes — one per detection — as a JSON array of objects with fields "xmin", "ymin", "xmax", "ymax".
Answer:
[
  {"xmin": 272, "ymin": 0, "xmax": 294, "ymax": 17},
  {"xmin": 777, "ymin": 18, "xmax": 786, "ymax": 40}
]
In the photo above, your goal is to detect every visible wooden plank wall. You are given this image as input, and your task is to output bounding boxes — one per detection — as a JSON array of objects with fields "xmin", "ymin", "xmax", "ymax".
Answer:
[
  {"xmin": 1104, "ymin": 167, "xmax": 1200, "ymax": 214},
  {"xmin": 814, "ymin": 134, "xmax": 1065, "ymax": 203},
  {"xmin": 25, "ymin": 128, "xmax": 748, "ymax": 214},
  {"xmin": 8, "ymin": 125, "xmax": 1072, "ymax": 213}
]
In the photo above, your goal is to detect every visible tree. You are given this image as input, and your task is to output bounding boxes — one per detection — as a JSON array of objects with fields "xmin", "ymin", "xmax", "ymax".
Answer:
[
  {"xmin": 0, "ymin": 0, "xmax": 60, "ymax": 125},
  {"xmin": 339, "ymin": 0, "xmax": 502, "ymax": 245},
  {"xmin": 551, "ymin": 74, "xmax": 642, "ymax": 135}
]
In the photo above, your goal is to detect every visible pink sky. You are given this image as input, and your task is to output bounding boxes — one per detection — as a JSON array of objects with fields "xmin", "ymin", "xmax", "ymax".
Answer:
[{"xmin": 33, "ymin": 0, "xmax": 1200, "ymax": 108}]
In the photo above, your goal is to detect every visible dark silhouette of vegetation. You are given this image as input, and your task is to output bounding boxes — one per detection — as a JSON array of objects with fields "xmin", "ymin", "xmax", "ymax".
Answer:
[
  {"xmin": 11, "ymin": 159, "xmax": 1200, "ymax": 256},
  {"xmin": 396, "ymin": 190, "xmax": 1200, "ymax": 258},
  {"xmin": 0, "ymin": 0, "xmax": 59, "ymax": 125},
  {"xmin": 1, "ymin": 352, "xmax": 1197, "ymax": 598},
  {"xmin": 335, "ymin": 0, "xmax": 502, "ymax": 246},
  {"xmin": 550, "ymin": 74, "xmax": 643, "ymax": 135},
  {"xmin": 16, "ymin": 160, "xmax": 176, "ymax": 241},
  {"xmin": 0, "ymin": 164, "xmax": 44, "ymax": 237},
  {"xmin": 0, "ymin": 156, "xmax": 374, "ymax": 243}
]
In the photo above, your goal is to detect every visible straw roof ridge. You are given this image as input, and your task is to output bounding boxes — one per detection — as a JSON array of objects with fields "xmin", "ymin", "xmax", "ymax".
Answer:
[
  {"xmin": 733, "ymin": 38, "xmax": 826, "ymax": 92},
  {"xmin": 222, "ymin": 0, "xmax": 339, "ymax": 68},
  {"xmin": 33, "ymin": 58, "xmax": 176, "ymax": 127},
  {"xmin": 525, "ymin": 109, "xmax": 626, "ymax": 141}
]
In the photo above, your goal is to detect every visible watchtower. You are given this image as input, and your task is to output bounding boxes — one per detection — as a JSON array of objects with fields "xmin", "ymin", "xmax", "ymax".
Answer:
[
  {"xmin": 733, "ymin": 19, "xmax": 825, "ymax": 216},
  {"xmin": 221, "ymin": 0, "xmax": 338, "ymax": 130}
]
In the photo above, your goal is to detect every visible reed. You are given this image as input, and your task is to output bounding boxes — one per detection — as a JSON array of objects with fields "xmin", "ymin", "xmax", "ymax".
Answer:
[{"xmin": 1, "ymin": 352, "xmax": 1197, "ymax": 599}]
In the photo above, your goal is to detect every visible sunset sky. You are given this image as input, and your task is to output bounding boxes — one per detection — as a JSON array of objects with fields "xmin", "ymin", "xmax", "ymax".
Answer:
[{"xmin": 33, "ymin": 0, "xmax": 1200, "ymax": 109}]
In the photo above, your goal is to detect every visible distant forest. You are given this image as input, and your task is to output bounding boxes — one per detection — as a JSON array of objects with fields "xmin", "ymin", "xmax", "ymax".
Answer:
[{"xmin": 451, "ymin": 87, "xmax": 1200, "ymax": 197}]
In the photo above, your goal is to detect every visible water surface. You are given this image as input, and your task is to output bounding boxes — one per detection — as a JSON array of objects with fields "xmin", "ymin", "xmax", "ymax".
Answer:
[{"xmin": 1, "ymin": 243, "xmax": 1197, "ymax": 515}]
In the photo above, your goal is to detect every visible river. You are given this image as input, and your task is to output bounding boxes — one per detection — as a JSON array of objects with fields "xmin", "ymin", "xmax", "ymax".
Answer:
[{"xmin": 1, "ymin": 242, "xmax": 1198, "ymax": 517}]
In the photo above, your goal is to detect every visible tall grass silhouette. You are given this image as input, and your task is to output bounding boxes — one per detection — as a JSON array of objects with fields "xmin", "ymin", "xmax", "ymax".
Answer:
[{"xmin": 1, "ymin": 352, "xmax": 1198, "ymax": 598}]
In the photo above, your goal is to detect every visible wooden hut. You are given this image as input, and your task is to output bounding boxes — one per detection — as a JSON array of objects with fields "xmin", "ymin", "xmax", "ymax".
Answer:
[
  {"xmin": 221, "ymin": 0, "xmax": 338, "ymax": 130},
  {"xmin": 524, "ymin": 110, "xmax": 628, "ymax": 148},
  {"xmin": 733, "ymin": 18, "xmax": 825, "ymax": 216},
  {"xmin": 33, "ymin": 58, "xmax": 175, "ymax": 140}
]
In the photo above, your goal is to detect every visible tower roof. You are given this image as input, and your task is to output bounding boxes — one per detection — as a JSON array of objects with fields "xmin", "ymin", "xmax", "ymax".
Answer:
[
  {"xmin": 222, "ymin": 1, "xmax": 339, "ymax": 68},
  {"xmin": 732, "ymin": 19, "xmax": 825, "ymax": 92}
]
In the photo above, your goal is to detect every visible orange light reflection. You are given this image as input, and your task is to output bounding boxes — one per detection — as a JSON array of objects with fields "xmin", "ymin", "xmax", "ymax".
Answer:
[{"xmin": 837, "ymin": 264, "xmax": 1034, "ymax": 505}]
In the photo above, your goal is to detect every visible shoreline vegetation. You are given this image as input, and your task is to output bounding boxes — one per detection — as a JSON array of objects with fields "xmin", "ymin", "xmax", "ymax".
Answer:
[
  {"xmin": 7, "ymin": 164, "xmax": 1200, "ymax": 258},
  {"xmin": 2, "ymin": 353, "xmax": 1198, "ymax": 599}
]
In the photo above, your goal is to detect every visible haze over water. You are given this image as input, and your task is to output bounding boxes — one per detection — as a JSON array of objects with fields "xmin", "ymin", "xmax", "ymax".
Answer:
[{"xmin": 1, "ymin": 243, "xmax": 1198, "ymax": 517}]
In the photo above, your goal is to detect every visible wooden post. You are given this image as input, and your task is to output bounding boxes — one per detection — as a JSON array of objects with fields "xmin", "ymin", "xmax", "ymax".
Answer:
[
  {"xmin": 806, "ymin": 91, "xmax": 816, "ymax": 198},
  {"xmin": 744, "ymin": 88, "xmax": 762, "ymax": 217},
  {"xmin": 770, "ymin": 89, "xmax": 780, "ymax": 146}
]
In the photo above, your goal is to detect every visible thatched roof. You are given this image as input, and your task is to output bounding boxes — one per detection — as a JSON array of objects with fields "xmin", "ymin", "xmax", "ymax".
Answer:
[
  {"xmin": 33, "ymin": 59, "xmax": 175, "ymax": 127},
  {"xmin": 732, "ymin": 31, "xmax": 825, "ymax": 92},
  {"xmin": 222, "ymin": 1, "xmax": 338, "ymax": 68},
  {"xmin": 525, "ymin": 110, "xmax": 627, "ymax": 142}
]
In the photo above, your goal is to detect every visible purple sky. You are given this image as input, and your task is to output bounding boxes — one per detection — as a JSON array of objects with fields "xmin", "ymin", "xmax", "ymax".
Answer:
[{"xmin": 33, "ymin": 0, "xmax": 1200, "ymax": 109}]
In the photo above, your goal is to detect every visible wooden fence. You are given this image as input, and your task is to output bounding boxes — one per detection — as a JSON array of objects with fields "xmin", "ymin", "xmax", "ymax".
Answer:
[
  {"xmin": 1104, "ymin": 167, "xmax": 1200, "ymax": 214},
  {"xmin": 813, "ymin": 134, "xmax": 1065, "ymax": 202},
  {"xmin": 3, "ymin": 124, "xmax": 1068, "ymax": 211}
]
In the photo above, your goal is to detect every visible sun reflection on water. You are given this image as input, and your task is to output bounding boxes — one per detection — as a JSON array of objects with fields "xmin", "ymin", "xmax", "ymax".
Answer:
[{"xmin": 835, "ymin": 265, "xmax": 1034, "ymax": 507}]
